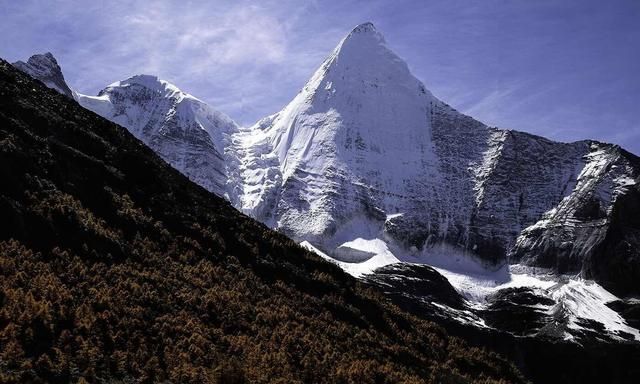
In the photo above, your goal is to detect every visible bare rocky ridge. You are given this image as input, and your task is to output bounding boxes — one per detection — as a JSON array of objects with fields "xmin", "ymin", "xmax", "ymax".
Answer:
[
  {"xmin": 12, "ymin": 52, "xmax": 74, "ymax": 98},
  {"xmin": 362, "ymin": 263, "xmax": 640, "ymax": 384}
]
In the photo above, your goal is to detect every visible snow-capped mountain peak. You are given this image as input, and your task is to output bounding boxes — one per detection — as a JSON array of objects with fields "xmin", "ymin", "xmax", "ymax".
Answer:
[
  {"xmin": 102, "ymin": 74, "xmax": 197, "ymax": 102},
  {"xmin": 234, "ymin": 23, "xmax": 441, "ymax": 247},
  {"xmin": 298, "ymin": 21, "xmax": 430, "ymax": 112},
  {"xmin": 75, "ymin": 76, "xmax": 239, "ymax": 200},
  {"xmin": 334, "ymin": 21, "xmax": 387, "ymax": 56},
  {"xmin": 330, "ymin": 22, "xmax": 413, "ymax": 82},
  {"xmin": 12, "ymin": 52, "xmax": 74, "ymax": 98},
  {"xmin": 348, "ymin": 21, "xmax": 378, "ymax": 35},
  {"xmin": 233, "ymin": 23, "xmax": 640, "ymax": 301}
]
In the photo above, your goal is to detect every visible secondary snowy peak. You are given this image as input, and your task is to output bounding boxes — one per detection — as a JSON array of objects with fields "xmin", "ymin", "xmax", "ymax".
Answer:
[
  {"xmin": 12, "ymin": 52, "xmax": 74, "ymax": 98},
  {"xmin": 14, "ymin": 52, "xmax": 241, "ymax": 201},
  {"xmin": 348, "ymin": 21, "xmax": 377, "ymax": 34},
  {"xmin": 76, "ymin": 75, "xmax": 240, "ymax": 200},
  {"xmin": 105, "ymin": 74, "xmax": 194, "ymax": 101}
]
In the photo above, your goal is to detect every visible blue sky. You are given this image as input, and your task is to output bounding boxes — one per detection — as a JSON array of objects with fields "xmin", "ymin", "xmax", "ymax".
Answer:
[{"xmin": 1, "ymin": 0, "xmax": 639, "ymax": 154}]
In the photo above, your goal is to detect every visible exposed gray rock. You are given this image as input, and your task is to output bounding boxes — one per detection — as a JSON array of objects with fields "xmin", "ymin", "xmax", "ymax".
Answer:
[{"xmin": 12, "ymin": 52, "xmax": 74, "ymax": 98}]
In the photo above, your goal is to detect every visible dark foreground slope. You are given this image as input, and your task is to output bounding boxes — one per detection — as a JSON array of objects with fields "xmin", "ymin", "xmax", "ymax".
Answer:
[{"xmin": 0, "ymin": 61, "xmax": 524, "ymax": 383}]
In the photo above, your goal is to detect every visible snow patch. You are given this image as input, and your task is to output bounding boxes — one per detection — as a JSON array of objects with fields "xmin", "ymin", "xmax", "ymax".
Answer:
[
  {"xmin": 550, "ymin": 279, "xmax": 640, "ymax": 340},
  {"xmin": 301, "ymin": 239, "xmax": 400, "ymax": 277},
  {"xmin": 302, "ymin": 236, "xmax": 640, "ymax": 341}
]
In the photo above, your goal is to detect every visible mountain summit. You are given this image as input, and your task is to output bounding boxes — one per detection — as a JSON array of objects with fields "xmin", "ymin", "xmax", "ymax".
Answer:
[
  {"xmin": 12, "ymin": 52, "xmax": 74, "ymax": 98},
  {"xmin": 76, "ymin": 73, "xmax": 240, "ymax": 200},
  {"xmin": 235, "ymin": 22, "xmax": 440, "ymax": 251}
]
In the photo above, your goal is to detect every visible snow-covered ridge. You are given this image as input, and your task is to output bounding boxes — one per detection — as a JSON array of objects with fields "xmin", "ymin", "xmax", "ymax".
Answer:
[
  {"xmin": 76, "ymin": 74, "xmax": 240, "ymax": 201},
  {"xmin": 103, "ymin": 74, "xmax": 199, "ymax": 102}
]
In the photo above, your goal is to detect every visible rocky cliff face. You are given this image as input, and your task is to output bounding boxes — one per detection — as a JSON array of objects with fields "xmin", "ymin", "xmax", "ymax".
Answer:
[
  {"xmin": 12, "ymin": 52, "xmax": 74, "ymax": 98},
  {"xmin": 511, "ymin": 144, "xmax": 640, "ymax": 294}
]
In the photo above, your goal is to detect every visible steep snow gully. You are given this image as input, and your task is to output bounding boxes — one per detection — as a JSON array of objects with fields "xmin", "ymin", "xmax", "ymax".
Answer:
[{"xmin": 13, "ymin": 22, "xmax": 640, "ymax": 343}]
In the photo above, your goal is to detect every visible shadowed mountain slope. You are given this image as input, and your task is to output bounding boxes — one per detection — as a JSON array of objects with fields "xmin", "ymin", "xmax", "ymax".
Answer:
[{"xmin": 0, "ymin": 60, "xmax": 523, "ymax": 383}]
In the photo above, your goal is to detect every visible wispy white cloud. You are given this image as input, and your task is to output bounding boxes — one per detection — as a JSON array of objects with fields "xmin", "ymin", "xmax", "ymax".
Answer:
[{"xmin": 122, "ymin": 3, "xmax": 288, "ymax": 68}]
